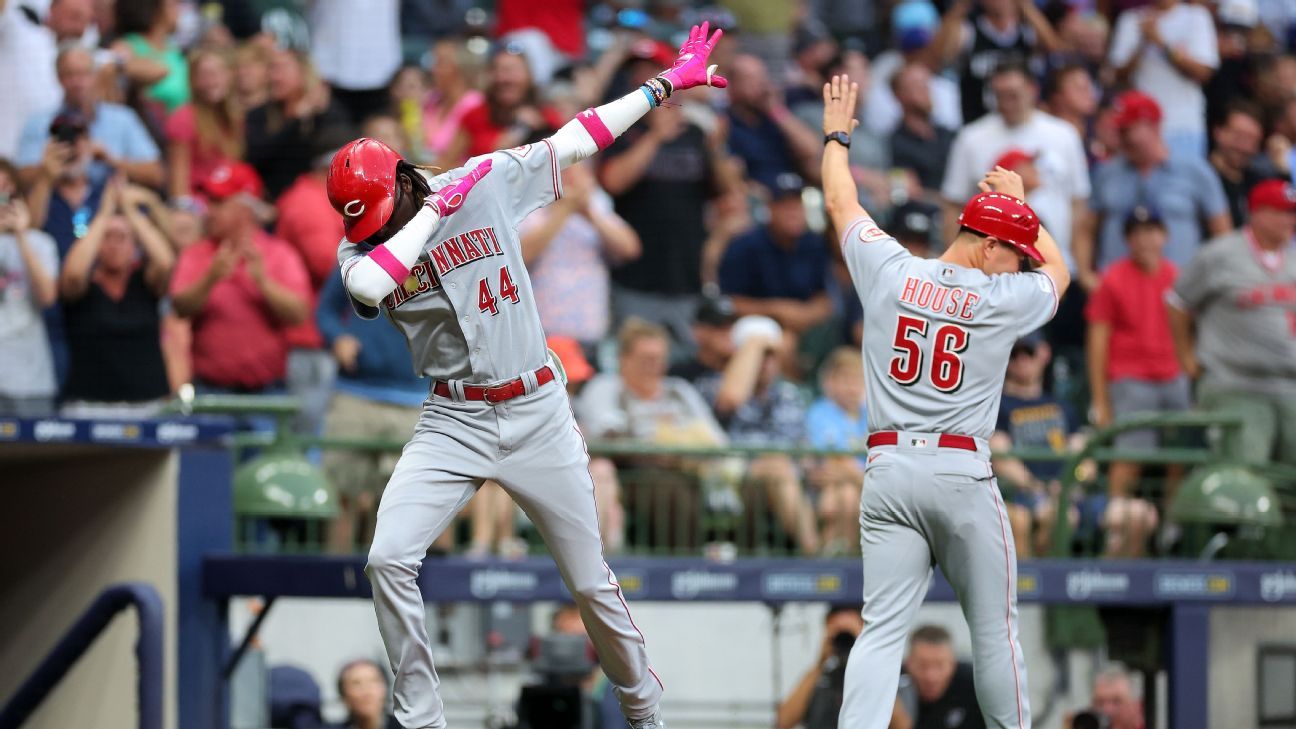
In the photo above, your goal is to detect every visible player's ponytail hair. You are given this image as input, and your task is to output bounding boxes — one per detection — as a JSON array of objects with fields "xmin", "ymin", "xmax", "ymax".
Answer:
[{"xmin": 396, "ymin": 159, "xmax": 437, "ymax": 199}]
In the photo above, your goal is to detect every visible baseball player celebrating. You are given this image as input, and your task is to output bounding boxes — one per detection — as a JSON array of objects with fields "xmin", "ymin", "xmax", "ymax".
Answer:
[
  {"xmin": 821, "ymin": 75, "xmax": 1072, "ymax": 729},
  {"xmin": 324, "ymin": 24, "xmax": 728, "ymax": 729}
]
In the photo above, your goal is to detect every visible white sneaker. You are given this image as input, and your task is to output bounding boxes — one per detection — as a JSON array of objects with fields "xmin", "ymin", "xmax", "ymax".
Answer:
[{"xmin": 629, "ymin": 711, "xmax": 667, "ymax": 729}]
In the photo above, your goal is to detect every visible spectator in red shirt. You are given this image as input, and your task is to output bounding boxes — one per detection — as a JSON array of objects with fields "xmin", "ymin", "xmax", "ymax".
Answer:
[
  {"xmin": 276, "ymin": 132, "xmax": 351, "ymax": 434},
  {"xmin": 1086, "ymin": 206, "xmax": 1190, "ymax": 503},
  {"xmin": 422, "ymin": 39, "xmax": 485, "ymax": 169},
  {"xmin": 170, "ymin": 162, "xmax": 310, "ymax": 394},
  {"xmin": 494, "ymin": 0, "xmax": 585, "ymax": 84},
  {"xmin": 454, "ymin": 47, "xmax": 563, "ymax": 160},
  {"xmin": 165, "ymin": 48, "xmax": 244, "ymax": 201}
]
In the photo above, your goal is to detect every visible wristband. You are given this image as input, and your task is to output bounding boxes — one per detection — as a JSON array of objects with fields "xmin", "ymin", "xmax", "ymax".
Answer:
[
  {"xmin": 824, "ymin": 131, "xmax": 852, "ymax": 149},
  {"xmin": 641, "ymin": 77, "xmax": 669, "ymax": 107}
]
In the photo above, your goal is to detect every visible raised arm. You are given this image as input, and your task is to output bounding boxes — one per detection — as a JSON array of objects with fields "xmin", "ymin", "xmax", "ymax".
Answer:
[
  {"xmin": 979, "ymin": 166, "xmax": 1072, "ymax": 299},
  {"xmin": 821, "ymin": 75, "xmax": 870, "ymax": 236},
  {"xmin": 546, "ymin": 22, "xmax": 728, "ymax": 171},
  {"xmin": 61, "ymin": 186, "xmax": 118, "ymax": 301},
  {"xmin": 121, "ymin": 186, "xmax": 176, "ymax": 294}
]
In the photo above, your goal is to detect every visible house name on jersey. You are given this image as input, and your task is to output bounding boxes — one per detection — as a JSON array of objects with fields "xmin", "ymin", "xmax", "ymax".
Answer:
[
  {"xmin": 899, "ymin": 276, "xmax": 980, "ymax": 321},
  {"xmin": 384, "ymin": 259, "xmax": 442, "ymax": 309},
  {"xmin": 428, "ymin": 226, "xmax": 504, "ymax": 276}
]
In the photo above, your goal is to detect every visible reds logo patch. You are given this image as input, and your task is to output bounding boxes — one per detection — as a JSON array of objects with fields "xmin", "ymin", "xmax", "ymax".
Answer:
[{"xmin": 857, "ymin": 220, "xmax": 889, "ymax": 242}]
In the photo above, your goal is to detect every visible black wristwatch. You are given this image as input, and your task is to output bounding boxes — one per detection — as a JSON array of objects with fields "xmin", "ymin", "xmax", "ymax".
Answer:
[{"xmin": 824, "ymin": 130, "xmax": 851, "ymax": 149}]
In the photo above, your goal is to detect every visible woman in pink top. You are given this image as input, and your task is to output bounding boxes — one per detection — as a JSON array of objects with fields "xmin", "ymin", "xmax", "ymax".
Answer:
[
  {"xmin": 422, "ymin": 39, "xmax": 484, "ymax": 168},
  {"xmin": 165, "ymin": 49, "xmax": 244, "ymax": 201}
]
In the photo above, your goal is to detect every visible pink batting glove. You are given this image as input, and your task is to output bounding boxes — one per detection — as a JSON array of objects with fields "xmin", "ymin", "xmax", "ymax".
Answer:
[
  {"xmin": 426, "ymin": 159, "xmax": 492, "ymax": 217},
  {"xmin": 658, "ymin": 21, "xmax": 728, "ymax": 92}
]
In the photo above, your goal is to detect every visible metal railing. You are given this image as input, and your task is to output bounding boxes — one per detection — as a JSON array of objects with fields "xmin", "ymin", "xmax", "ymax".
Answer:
[
  {"xmin": 187, "ymin": 396, "xmax": 1296, "ymax": 559},
  {"xmin": 0, "ymin": 582, "xmax": 164, "ymax": 729}
]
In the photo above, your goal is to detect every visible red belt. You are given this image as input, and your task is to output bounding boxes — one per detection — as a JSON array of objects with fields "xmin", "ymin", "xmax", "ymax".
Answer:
[
  {"xmin": 867, "ymin": 431, "xmax": 978, "ymax": 451},
  {"xmin": 433, "ymin": 365, "xmax": 555, "ymax": 404}
]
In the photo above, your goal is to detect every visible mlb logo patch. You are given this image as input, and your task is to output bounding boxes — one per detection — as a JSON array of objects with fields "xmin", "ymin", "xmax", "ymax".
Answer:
[
  {"xmin": 939, "ymin": 266, "xmax": 955, "ymax": 280},
  {"xmin": 909, "ymin": 437, "xmax": 929, "ymax": 448}
]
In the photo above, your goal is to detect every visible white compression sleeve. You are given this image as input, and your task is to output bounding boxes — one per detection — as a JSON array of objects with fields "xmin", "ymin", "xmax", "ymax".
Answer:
[
  {"xmin": 548, "ymin": 88, "xmax": 655, "ymax": 169},
  {"xmin": 341, "ymin": 204, "xmax": 442, "ymax": 307}
]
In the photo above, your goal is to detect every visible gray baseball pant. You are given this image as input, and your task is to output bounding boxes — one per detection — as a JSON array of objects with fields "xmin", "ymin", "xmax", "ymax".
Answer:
[
  {"xmin": 839, "ymin": 436, "xmax": 1030, "ymax": 729},
  {"xmin": 365, "ymin": 382, "xmax": 662, "ymax": 728}
]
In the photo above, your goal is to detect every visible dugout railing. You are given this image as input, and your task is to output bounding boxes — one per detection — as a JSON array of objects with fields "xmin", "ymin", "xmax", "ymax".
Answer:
[
  {"xmin": 0, "ymin": 582, "xmax": 165, "ymax": 729},
  {"xmin": 209, "ymin": 396, "xmax": 1296, "ymax": 562}
]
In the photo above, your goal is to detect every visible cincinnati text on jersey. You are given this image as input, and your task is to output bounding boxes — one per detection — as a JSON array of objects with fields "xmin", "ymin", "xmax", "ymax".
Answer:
[
  {"xmin": 898, "ymin": 276, "xmax": 982, "ymax": 321},
  {"xmin": 428, "ymin": 226, "xmax": 504, "ymax": 276},
  {"xmin": 384, "ymin": 259, "xmax": 442, "ymax": 309}
]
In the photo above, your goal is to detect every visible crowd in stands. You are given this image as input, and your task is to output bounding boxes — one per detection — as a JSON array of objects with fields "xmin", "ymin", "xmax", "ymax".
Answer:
[{"xmin": 1, "ymin": 0, "xmax": 1294, "ymax": 559}]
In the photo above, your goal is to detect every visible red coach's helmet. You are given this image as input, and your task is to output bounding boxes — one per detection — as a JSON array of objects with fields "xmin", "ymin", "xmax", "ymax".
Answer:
[
  {"xmin": 957, "ymin": 192, "xmax": 1043, "ymax": 264},
  {"xmin": 326, "ymin": 138, "xmax": 404, "ymax": 243}
]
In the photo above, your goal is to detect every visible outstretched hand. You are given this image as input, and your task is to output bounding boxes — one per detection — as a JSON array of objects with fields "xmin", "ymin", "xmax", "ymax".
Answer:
[
  {"xmin": 822, "ymin": 75, "xmax": 860, "ymax": 136},
  {"xmin": 978, "ymin": 166, "xmax": 1026, "ymax": 200},
  {"xmin": 427, "ymin": 159, "xmax": 493, "ymax": 218},
  {"xmin": 658, "ymin": 21, "xmax": 728, "ymax": 92}
]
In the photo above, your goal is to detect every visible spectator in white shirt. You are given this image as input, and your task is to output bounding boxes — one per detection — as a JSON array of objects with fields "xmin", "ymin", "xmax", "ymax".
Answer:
[
  {"xmin": 308, "ymin": 0, "xmax": 401, "ymax": 125},
  {"xmin": 0, "ymin": 0, "xmax": 94, "ymax": 159},
  {"xmin": 940, "ymin": 61, "xmax": 1090, "ymax": 272},
  {"xmin": 863, "ymin": 0, "xmax": 963, "ymax": 136},
  {"xmin": 1108, "ymin": 0, "xmax": 1219, "ymax": 160}
]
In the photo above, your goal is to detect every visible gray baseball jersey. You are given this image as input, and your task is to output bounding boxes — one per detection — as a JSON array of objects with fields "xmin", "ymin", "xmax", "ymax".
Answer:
[
  {"xmin": 340, "ymin": 142, "xmax": 663, "ymax": 729},
  {"xmin": 836, "ymin": 214, "xmax": 1058, "ymax": 729},
  {"xmin": 1172, "ymin": 230, "xmax": 1296, "ymax": 394},
  {"xmin": 339, "ymin": 141, "xmax": 561, "ymax": 383},
  {"xmin": 844, "ymin": 217, "xmax": 1059, "ymax": 440}
]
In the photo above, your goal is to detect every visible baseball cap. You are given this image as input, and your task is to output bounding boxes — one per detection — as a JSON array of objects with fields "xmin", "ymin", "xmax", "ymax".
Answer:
[
  {"xmin": 1012, "ymin": 329, "xmax": 1046, "ymax": 354},
  {"xmin": 993, "ymin": 148, "xmax": 1037, "ymax": 172},
  {"xmin": 199, "ymin": 161, "xmax": 264, "ymax": 201},
  {"xmin": 695, "ymin": 294, "xmax": 737, "ymax": 327},
  {"xmin": 732, "ymin": 315, "xmax": 783, "ymax": 348},
  {"xmin": 1218, "ymin": 0, "xmax": 1259, "ymax": 27},
  {"xmin": 1249, "ymin": 179, "xmax": 1296, "ymax": 212},
  {"xmin": 628, "ymin": 38, "xmax": 676, "ymax": 67},
  {"xmin": 1112, "ymin": 90, "xmax": 1162, "ymax": 130},
  {"xmin": 890, "ymin": 200, "xmax": 937, "ymax": 242},
  {"xmin": 1123, "ymin": 205, "xmax": 1165, "ymax": 233},
  {"xmin": 893, "ymin": 0, "xmax": 939, "ymax": 50},
  {"xmin": 794, "ymin": 20, "xmax": 834, "ymax": 56},
  {"xmin": 546, "ymin": 336, "xmax": 594, "ymax": 385},
  {"xmin": 767, "ymin": 172, "xmax": 805, "ymax": 200}
]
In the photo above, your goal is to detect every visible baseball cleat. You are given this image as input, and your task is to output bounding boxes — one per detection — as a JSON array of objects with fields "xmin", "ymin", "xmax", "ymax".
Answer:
[{"xmin": 629, "ymin": 711, "xmax": 667, "ymax": 729}]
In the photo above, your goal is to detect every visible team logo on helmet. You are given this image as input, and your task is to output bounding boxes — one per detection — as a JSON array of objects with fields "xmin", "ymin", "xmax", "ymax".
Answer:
[{"xmin": 343, "ymin": 200, "xmax": 366, "ymax": 217}]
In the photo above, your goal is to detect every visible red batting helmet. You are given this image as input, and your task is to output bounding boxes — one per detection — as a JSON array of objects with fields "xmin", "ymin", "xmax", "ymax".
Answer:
[
  {"xmin": 957, "ymin": 192, "xmax": 1043, "ymax": 263},
  {"xmin": 326, "ymin": 138, "xmax": 404, "ymax": 243}
]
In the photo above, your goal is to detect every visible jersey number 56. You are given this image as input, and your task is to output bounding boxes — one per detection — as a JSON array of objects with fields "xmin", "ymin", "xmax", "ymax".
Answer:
[{"xmin": 888, "ymin": 315, "xmax": 969, "ymax": 393}]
